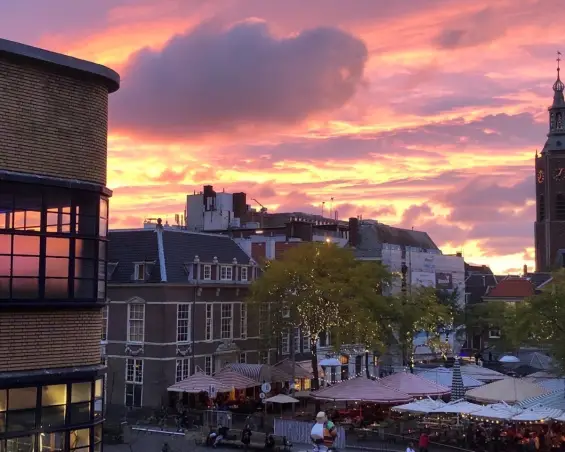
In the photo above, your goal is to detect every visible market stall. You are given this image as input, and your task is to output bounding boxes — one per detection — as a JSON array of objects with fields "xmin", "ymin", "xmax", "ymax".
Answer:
[
  {"xmin": 465, "ymin": 377, "xmax": 549, "ymax": 404},
  {"xmin": 379, "ymin": 372, "xmax": 450, "ymax": 398}
]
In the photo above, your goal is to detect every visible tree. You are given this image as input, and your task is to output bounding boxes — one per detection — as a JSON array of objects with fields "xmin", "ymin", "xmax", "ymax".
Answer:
[
  {"xmin": 247, "ymin": 242, "xmax": 392, "ymax": 389},
  {"xmin": 389, "ymin": 286, "xmax": 452, "ymax": 367},
  {"xmin": 463, "ymin": 300, "xmax": 520, "ymax": 355},
  {"xmin": 512, "ymin": 270, "xmax": 565, "ymax": 371}
]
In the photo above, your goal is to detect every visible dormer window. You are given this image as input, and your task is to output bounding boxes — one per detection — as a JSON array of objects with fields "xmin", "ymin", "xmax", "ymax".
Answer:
[
  {"xmin": 134, "ymin": 263, "xmax": 145, "ymax": 281},
  {"xmin": 203, "ymin": 264, "xmax": 211, "ymax": 280},
  {"xmin": 241, "ymin": 266, "xmax": 248, "ymax": 282},
  {"xmin": 220, "ymin": 265, "xmax": 232, "ymax": 281},
  {"xmin": 107, "ymin": 262, "xmax": 118, "ymax": 280}
]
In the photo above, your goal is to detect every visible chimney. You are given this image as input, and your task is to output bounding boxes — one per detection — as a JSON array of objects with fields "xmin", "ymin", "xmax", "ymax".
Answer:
[
  {"xmin": 456, "ymin": 252, "xmax": 462, "ymax": 257},
  {"xmin": 523, "ymin": 264, "xmax": 528, "ymax": 276},
  {"xmin": 348, "ymin": 217, "xmax": 359, "ymax": 247}
]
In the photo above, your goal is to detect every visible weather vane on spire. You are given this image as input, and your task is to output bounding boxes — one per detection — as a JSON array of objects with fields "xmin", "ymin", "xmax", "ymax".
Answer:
[{"xmin": 558, "ymin": 51, "xmax": 562, "ymax": 74}]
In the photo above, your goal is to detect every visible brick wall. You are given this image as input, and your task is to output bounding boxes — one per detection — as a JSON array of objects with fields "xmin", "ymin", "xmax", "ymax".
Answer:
[
  {"xmin": 0, "ymin": 310, "xmax": 102, "ymax": 372},
  {"xmin": 0, "ymin": 58, "xmax": 109, "ymax": 185}
]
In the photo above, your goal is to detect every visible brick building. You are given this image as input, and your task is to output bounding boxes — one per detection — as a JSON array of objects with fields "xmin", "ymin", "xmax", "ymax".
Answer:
[
  {"xmin": 104, "ymin": 225, "xmax": 271, "ymax": 410},
  {"xmin": 0, "ymin": 39, "xmax": 119, "ymax": 451}
]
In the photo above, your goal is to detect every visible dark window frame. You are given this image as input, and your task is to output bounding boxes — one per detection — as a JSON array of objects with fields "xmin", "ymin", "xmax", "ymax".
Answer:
[{"xmin": 0, "ymin": 181, "xmax": 109, "ymax": 306}]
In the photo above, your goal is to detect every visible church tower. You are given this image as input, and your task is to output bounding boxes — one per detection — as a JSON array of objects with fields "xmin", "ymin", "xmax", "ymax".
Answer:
[{"xmin": 535, "ymin": 53, "xmax": 565, "ymax": 271}]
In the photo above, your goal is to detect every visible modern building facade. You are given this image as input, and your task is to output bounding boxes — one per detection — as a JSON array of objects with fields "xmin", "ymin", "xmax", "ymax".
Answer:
[
  {"xmin": 0, "ymin": 40, "xmax": 119, "ymax": 451},
  {"xmin": 104, "ymin": 226, "xmax": 270, "ymax": 410}
]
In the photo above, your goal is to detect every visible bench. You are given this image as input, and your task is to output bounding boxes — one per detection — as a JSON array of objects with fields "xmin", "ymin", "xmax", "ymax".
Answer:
[{"xmin": 207, "ymin": 429, "xmax": 292, "ymax": 451}]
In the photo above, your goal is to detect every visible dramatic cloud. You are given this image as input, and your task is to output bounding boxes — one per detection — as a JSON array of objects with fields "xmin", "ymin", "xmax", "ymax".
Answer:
[
  {"xmin": 111, "ymin": 20, "xmax": 368, "ymax": 137},
  {"xmin": 5, "ymin": 0, "xmax": 564, "ymax": 273}
]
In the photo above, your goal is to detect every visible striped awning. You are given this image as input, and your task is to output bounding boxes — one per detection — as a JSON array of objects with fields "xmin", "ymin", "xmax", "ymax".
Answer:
[
  {"xmin": 379, "ymin": 372, "xmax": 450, "ymax": 397},
  {"xmin": 214, "ymin": 370, "xmax": 261, "ymax": 389},
  {"xmin": 274, "ymin": 359, "xmax": 313, "ymax": 379},
  {"xmin": 519, "ymin": 389, "xmax": 565, "ymax": 410},
  {"xmin": 223, "ymin": 363, "xmax": 264, "ymax": 381},
  {"xmin": 312, "ymin": 377, "xmax": 413, "ymax": 403},
  {"xmin": 450, "ymin": 358, "xmax": 465, "ymax": 401},
  {"xmin": 167, "ymin": 372, "xmax": 230, "ymax": 394}
]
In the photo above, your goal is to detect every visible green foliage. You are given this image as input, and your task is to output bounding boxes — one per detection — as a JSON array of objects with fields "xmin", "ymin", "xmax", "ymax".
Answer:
[
  {"xmin": 464, "ymin": 300, "xmax": 520, "ymax": 352},
  {"xmin": 511, "ymin": 270, "xmax": 565, "ymax": 371},
  {"xmin": 247, "ymin": 242, "xmax": 393, "ymax": 387},
  {"xmin": 390, "ymin": 286, "xmax": 452, "ymax": 364}
]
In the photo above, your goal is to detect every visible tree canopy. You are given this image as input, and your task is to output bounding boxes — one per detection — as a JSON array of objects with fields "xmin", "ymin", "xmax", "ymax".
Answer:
[
  {"xmin": 247, "ymin": 242, "xmax": 393, "ymax": 387},
  {"xmin": 510, "ymin": 270, "xmax": 565, "ymax": 371}
]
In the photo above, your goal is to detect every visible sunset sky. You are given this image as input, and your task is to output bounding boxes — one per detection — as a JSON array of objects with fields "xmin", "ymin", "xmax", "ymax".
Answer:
[{"xmin": 2, "ymin": 0, "xmax": 561, "ymax": 273}]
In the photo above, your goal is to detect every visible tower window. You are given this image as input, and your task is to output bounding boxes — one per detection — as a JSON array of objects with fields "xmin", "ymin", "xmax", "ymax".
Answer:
[
  {"xmin": 539, "ymin": 195, "xmax": 546, "ymax": 221},
  {"xmin": 556, "ymin": 193, "xmax": 565, "ymax": 220}
]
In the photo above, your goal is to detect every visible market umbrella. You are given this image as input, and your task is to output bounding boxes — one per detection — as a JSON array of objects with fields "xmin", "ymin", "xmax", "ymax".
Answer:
[
  {"xmin": 470, "ymin": 403, "xmax": 523, "ymax": 421},
  {"xmin": 450, "ymin": 357, "xmax": 465, "ymax": 401},
  {"xmin": 392, "ymin": 398, "xmax": 446, "ymax": 414},
  {"xmin": 264, "ymin": 394, "xmax": 299, "ymax": 404},
  {"xmin": 432, "ymin": 400, "xmax": 483, "ymax": 415},
  {"xmin": 511, "ymin": 404, "xmax": 563, "ymax": 422}
]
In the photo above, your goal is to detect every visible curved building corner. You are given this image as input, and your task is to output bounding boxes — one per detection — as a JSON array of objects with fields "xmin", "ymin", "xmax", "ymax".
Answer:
[{"xmin": 0, "ymin": 38, "xmax": 120, "ymax": 452}]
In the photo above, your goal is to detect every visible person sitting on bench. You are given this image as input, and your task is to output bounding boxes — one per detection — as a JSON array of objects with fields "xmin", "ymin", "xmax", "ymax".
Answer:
[{"xmin": 213, "ymin": 425, "xmax": 230, "ymax": 448}]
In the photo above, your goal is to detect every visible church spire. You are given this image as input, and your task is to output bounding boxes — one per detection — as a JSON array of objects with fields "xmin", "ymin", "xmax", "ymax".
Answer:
[{"xmin": 552, "ymin": 51, "xmax": 564, "ymax": 107}]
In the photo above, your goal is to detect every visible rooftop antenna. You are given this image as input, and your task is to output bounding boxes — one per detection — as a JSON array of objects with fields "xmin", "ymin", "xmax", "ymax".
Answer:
[{"xmin": 321, "ymin": 201, "xmax": 325, "ymax": 218}]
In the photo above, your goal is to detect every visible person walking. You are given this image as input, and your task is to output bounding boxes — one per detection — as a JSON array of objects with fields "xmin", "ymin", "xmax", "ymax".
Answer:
[
  {"xmin": 406, "ymin": 442, "xmax": 416, "ymax": 452},
  {"xmin": 418, "ymin": 431, "xmax": 430, "ymax": 452}
]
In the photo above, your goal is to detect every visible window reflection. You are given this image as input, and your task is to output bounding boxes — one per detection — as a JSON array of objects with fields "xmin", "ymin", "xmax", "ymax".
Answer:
[
  {"xmin": 71, "ymin": 383, "xmax": 91, "ymax": 403},
  {"xmin": 8, "ymin": 388, "xmax": 37, "ymax": 410},
  {"xmin": 41, "ymin": 405, "xmax": 66, "ymax": 429},
  {"xmin": 0, "ymin": 234, "xmax": 11, "ymax": 253},
  {"xmin": 6, "ymin": 409, "xmax": 36, "ymax": 432},
  {"xmin": 94, "ymin": 424, "xmax": 102, "ymax": 443},
  {"xmin": 70, "ymin": 429, "xmax": 90, "ymax": 449},
  {"xmin": 94, "ymin": 380, "xmax": 103, "ymax": 399},
  {"xmin": 40, "ymin": 432, "xmax": 65, "ymax": 452},
  {"xmin": 5, "ymin": 435, "xmax": 34, "ymax": 452},
  {"xmin": 0, "ymin": 412, "xmax": 4, "ymax": 433},
  {"xmin": 11, "ymin": 278, "xmax": 39, "ymax": 299},
  {"xmin": 0, "ymin": 182, "xmax": 108, "ymax": 302},
  {"xmin": 12, "ymin": 256, "xmax": 39, "ymax": 277},
  {"xmin": 0, "ymin": 389, "xmax": 5, "ymax": 411},
  {"xmin": 42, "ymin": 385, "xmax": 67, "ymax": 406},
  {"xmin": 13, "ymin": 236, "xmax": 39, "ymax": 255},
  {"xmin": 46, "ymin": 238, "xmax": 70, "ymax": 257}
]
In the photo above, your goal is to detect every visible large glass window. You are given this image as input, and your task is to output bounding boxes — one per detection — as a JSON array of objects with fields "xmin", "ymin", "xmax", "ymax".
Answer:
[
  {"xmin": 40, "ymin": 432, "xmax": 65, "ymax": 452},
  {"xmin": 41, "ymin": 385, "xmax": 67, "ymax": 428},
  {"xmin": 0, "ymin": 181, "xmax": 107, "ymax": 302}
]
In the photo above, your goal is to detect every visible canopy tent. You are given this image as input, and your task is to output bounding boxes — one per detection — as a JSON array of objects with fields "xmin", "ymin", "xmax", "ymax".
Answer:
[
  {"xmin": 499, "ymin": 355, "xmax": 520, "ymax": 363},
  {"xmin": 214, "ymin": 370, "xmax": 261, "ymax": 389},
  {"xmin": 553, "ymin": 412, "xmax": 565, "ymax": 422},
  {"xmin": 274, "ymin": 359, "xmax": 313, "ymax": 379},
  {"xmin": 519, "ymin": 389, "xmax": 565, "ymax": 411},
  {"xmin": 379, "ymin": 372, "xmax": 450, "ymax": 397},
  {"xmin": 311, "ymin": 377, "xmax": 413, "ymax": 404},
  {"xmin": 432, "ymin": 400, "xmax": 483, "ymax": 415},
  {"xmin": 168, "ymin": 372, "xmax": 230, "ymax": 394},
  {"xmin": 511, "ymin": 405, "xmax": 563, "ymax": 422},
  {"xmin": 536, "ymin": 378, "xmax": 565, "ymax": 392},
  {"xmin": 265, "ymin": 394, "xmax": 299, "ymax": 404},
  {"xmin": 222, "ymin": 363, "xmax": 291, "ymax": 383},
  {"xmin": 391, "ymin": 398, "xmax": 446, "ymax": 414},
  {"xmin": 419, "ymin": 368, "xmax": 484, "ymax": 389},
  {"xmin": 527, "ymin": 371, "xmax": 557, "ymax": 379},
  {"xmin": 459, "ymin": 364, "xmax": 506, "ymax": 382},
  {"xmin": 471, "ymin": 403, "xmax": 524, "ymax": 420},
  {"xmin": 319, "ymin": 358, "xmax": 342, "ymax": 367},
  {"xmin": 294, "ymin": 360, "xmax": 323, "ymax": 376},
  {"xmin": 465, "ymin": 378, "xmax": 548, "ymax": 404}
]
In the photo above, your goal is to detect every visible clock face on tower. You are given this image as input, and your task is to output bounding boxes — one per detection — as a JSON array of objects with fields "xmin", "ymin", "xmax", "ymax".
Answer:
[
  {"xmin": 538, "ymin": 169, "xmax": 545, "ymax": 183},
  {"xmin": 554, "ymin": 168, "xmax": 565, "ymax": 181}
]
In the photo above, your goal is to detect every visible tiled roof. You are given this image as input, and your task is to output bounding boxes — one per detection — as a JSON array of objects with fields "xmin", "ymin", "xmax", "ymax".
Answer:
[
  {"xmin": 108, "ymin": 229, "xmax": 251, "ymax": 283},
  {"xmin": 465, "ymin": 263, "xmax": 494, "ymax": 275},
  {"xmin": 465, "ymin": 273, "xmax": 498, "ymax": 304},
  {"xmin": 485, "ymin": 278, "xmax": 535, "ymax": 298},
  {"xmin": 525, "ymin": 272, "xmax": 553, "ymax": 289}
]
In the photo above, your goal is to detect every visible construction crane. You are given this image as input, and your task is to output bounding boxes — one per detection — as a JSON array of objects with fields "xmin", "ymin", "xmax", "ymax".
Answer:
[
  {"xmin": 251, "ymin": 199, "xmax": 267, "ymax": 228},
  {"xmin": 251, "ymin": 198, "xmax": 268, "ymax": 213}
]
